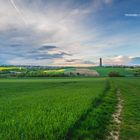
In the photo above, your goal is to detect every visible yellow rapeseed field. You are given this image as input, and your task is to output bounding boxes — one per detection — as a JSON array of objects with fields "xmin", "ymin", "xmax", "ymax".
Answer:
[
  {"xmin": 0, "ymin": 67, "xmax": 18, "ymax": 71},
  {"xmin": 43, "ymin": 69, "xmax": 65, "ymax": 73}
]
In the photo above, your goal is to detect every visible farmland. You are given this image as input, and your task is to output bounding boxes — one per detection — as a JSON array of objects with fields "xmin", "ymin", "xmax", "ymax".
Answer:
[
  {"xmin": 91, "ymin": 67, "xmax": 135, "ymax": 77},
  {"xmin": 0, "ymin": 78, "xmax": 107, "ymax": 140},
  {"xmin": 0, "ymin": 77, "xmax": 140, "ymax": 140},
  {"xmin": 0, "ymin": 66, "xmax": 140, "ymax": 77}
]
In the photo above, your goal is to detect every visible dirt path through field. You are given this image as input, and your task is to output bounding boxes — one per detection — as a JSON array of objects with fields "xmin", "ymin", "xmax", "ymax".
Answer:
[{"xmin": 107, "ymin": 90, "xmax": 123, "ymax": 140}]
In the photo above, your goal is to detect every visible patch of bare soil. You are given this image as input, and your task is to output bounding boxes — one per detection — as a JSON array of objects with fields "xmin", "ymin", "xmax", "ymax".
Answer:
[
  {"xmin": 66, "ymin": 68, "xmax": 100, "ymax": 76},
  {"xmin": 107, "ymin": 90, "xmax": 123, "ymax": 140}
]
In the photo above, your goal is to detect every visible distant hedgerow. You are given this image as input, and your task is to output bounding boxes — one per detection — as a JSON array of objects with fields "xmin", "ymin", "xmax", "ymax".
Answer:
[{"xmin": 108, "ymin": 71, "xmax": 123, "ymax": 77}]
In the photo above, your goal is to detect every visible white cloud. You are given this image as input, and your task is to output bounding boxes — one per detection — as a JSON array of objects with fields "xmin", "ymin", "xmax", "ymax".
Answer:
[{"xmin": 103, "ymin": 55, "xmax": 132, "ymax": 65}]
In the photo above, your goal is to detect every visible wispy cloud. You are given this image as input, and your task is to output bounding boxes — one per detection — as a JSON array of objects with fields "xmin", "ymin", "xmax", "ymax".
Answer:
[
  {"xmin": 101, "ymin": 56, "xmax": 140, "ymax": 66},
  {"xmin": 103, "ymin": 55, "xmax": 132, "ymax": 65},
  {"xmin": 38, "ymin": 45, "xmax": 57, "ymax": 51},
  {"xmin": 125, "ymin": 14, "xmax": 140, "ymax": 17}
]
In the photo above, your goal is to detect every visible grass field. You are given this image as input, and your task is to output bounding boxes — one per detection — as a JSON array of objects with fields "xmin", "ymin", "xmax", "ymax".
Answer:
[
  {"xmin": 92, "ymin": 67, "xmax": 134, "ymax": 77},
  {"xmin": 0, "ymin": 78, "xmax": 107, "ymax": 140},
  {"xmin": 0, "ymin": 77, "xmax": 140, "ymax": 140}
]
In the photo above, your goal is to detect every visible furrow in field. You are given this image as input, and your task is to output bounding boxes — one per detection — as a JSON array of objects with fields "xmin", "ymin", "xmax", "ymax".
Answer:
[{"xmin": 65, "ymin": 81, "xmax": 117, "ymax": 140}]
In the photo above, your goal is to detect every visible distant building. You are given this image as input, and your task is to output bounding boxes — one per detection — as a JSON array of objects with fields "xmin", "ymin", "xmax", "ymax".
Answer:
[{"xmin": 99, "ymin": 58, "xmax": 102, "ymax": 67}]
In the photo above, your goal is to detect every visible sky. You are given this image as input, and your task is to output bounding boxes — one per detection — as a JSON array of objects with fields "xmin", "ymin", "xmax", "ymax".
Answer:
[{"xmin": 0, "ymin": 0, "xmax": 140, "ymax": 66}]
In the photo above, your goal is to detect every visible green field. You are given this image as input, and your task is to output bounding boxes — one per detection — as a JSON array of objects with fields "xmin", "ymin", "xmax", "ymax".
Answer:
[
  {"xmin": 0, "ymin": 77, "xmax": 140, "ymax": 140},
  {"xmin": 0, "ymin": 78, "xmax": 107, "ymax": 140},
  {"xmin": 91, "ymin": 67, "xmax": 134, "ymax": 77}
]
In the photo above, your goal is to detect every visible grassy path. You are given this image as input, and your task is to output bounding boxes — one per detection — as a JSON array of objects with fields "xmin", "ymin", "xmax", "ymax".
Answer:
[
  {"xmin": 65, "ymin": 81, "xmax": 117, "ymax": 140},
  {"xmin": 107, "ymin": 89, "xmax": 123, "ymax": 140},
  {"xmin": 111, "ymin": 78, "xmax": 140, "ymax": 140}
]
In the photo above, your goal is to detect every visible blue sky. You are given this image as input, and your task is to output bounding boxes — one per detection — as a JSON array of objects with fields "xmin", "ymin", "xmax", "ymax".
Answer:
[{"xmin": 0, "ymin": 0, "xmax": 140, "ymax": 66}]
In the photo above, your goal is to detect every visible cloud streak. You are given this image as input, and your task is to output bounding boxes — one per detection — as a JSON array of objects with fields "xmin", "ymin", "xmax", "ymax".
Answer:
[
  {"xmin": 38, "ymin": 46, "xmax": 57, "ymax": 51},
  {"xmin": 9, "ymin": 0, "xmax": 27, "ymax": 25},
  {"xmin": 125, "ymin": 14, "xmax": 140, "ymax": 17}
]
